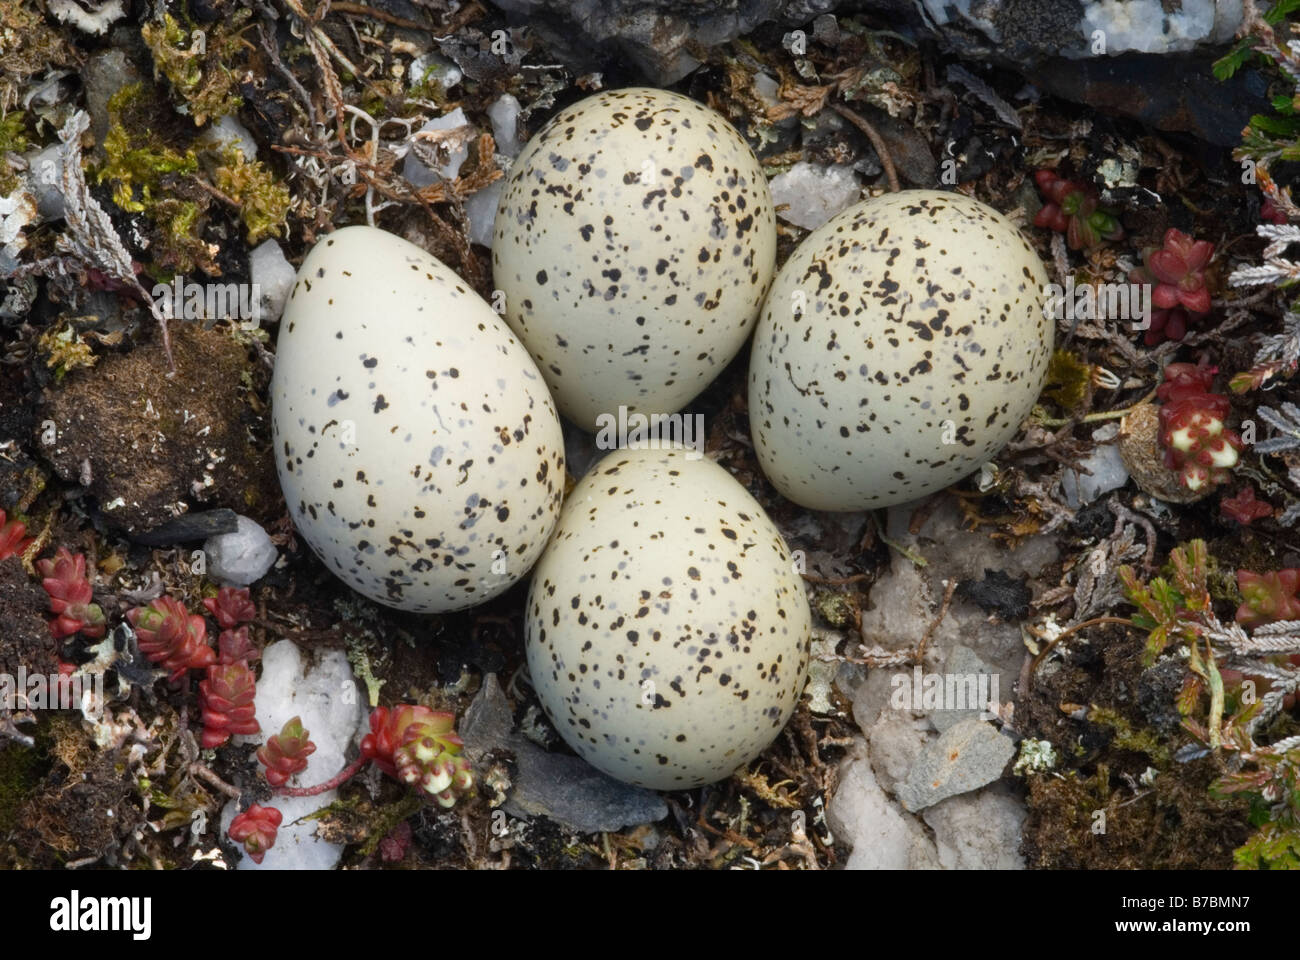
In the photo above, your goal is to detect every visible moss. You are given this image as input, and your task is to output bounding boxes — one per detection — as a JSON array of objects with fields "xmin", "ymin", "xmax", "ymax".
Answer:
[
  {"xmin": 1087, "ymin": 705, "xmax": 1171, "ymax": 766},
  {"xmin": 213, "ymin": 146, "xmax": 290, "ymax": 245},
  {"xmin": 0, "ymin": 734, "xmax": 49, "ymax": 835},
  {"xmin": 1041, "ymin": 348, "xmax": 1093, "ymax": 413},
  {"xmin": 97, "ymin": 85, "xmax": 200, "ymax": 214},
  {"xmin": 811, "ymin": 589, "xmax": 854, "ymax": 627},
  {"xmin": 141, "ymin": 10, "xmax": 253, "ymax": 125},
  {"xmin": 0, "ymin": 1, "xmax": 77, "ymax": 106},
  {"xmin": 36, "ymin": 321, "xmax": 98, "ymax": 380},
  {"xmin": 0, "ymin": 110, "xmax": 29, "ymax": 154}
]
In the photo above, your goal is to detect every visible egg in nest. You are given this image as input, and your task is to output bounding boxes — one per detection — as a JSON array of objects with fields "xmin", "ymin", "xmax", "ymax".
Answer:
[
  {"xmin": 493, "ymin": 87, "xmax": 777, "ymax": 431},
  {"xmin": 271, "ymin": 226, "xmax": 566, "ymax": 613},
  {"xmin": 525, "ymin": 447, "xmax": 811, "ymax": 789},
  {"xmin": 748, "ymin": 190, "xmax": 1052, "ymax": 511}
]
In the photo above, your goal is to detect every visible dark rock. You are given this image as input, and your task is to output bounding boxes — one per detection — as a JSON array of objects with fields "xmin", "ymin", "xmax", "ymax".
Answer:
[
  {"xmin": 869, "ymin": 111, "xmax": 938, "ymax": 186},
  {"xmin": 462, "ymin": 674, "xmax": 668, "ymax": 834},
  {"xmin": 957, "ymin": 568, "xmax": 1031, "ymax": 620},
  {"xmin": 1028, "ymin": 54, "xmax": 1271, "ymax": 148},
  {"xmin": 130, "ymin": 508, "xmax": 239, "ymax": 546},
  {"xmin": 485, "ymin": 0, "xmax": 833, "ymax": 85}
]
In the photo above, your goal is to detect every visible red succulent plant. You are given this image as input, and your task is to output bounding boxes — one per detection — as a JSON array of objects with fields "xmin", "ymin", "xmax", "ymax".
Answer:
[
  {"xmin": 1033, "ymin": 169, "xmax": 1124, "ymax": 250},
  {"xmin": 1236, "ymin": 569, "xmax": 1300, "ymax": 627},
  {"xmin": 228, "ymin": 804, "xmax": 282, "ymax": 864},
  {"xmin": 1156, "ymin": 362, "xmax": 1242, "ymax": 492},
  {"xmin": 1130, "ymin": 228, "xmax": 1214, "ymax": 315},
  {"xmin": 199, "ymin": 660, "xmax": 259, "ymax": 748},
  {"xmin": 1221, "ymin": 485, "xmax": 1273, "ymax": 526},
  {"xmin": 128, "ymin": 596, "xmax": 215, "ymax": 681},
  {"xmin": 216, "ymin": 625, "xmax": 259, "ymax": 665},
  {"xmin": 203, "ymin": 587, "xmax": 256, "ymax": 630},
  {"xmin": 360, "ymin": 704, "xmax": 474, "ymax": 807},
  {"xmin": 257, "ymin": 716, "xmax": 316, "ymax": 787},
  {"xmin": 0, "ymin": 509, "xmax": 32, "ymax": 560},
  {"xmin": 37, "ymin": 548, "xmax": 105, "ymax": 639}
]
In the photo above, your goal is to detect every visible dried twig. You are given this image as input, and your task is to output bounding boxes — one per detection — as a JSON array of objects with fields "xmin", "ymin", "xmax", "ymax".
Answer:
[{"xmin": 830, "ymin": 102, "xmax": 900, "ymax": 193}]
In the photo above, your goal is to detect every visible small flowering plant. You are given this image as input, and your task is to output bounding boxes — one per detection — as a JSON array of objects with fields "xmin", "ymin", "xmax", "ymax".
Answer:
[
  {"xmin": 1156, "ymin": 362, "xmax": 1242, "ymax": 492},
  {"xmin": 360, "ymin": 705, "xmax": 474, "ymax": 807}
]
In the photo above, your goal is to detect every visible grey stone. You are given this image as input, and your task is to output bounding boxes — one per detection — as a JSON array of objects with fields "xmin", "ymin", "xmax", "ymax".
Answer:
[
  {"xmin": 930, "ymin": 645, "xmax": 999, "ymax": 733},
  {"xmin": 24, "ymin": 145, "xmax": 65, "ymax": 221},
  {"xmin": 462, "ymin": 674, "xmax": 668, "ymax": 834},
  {"xmin": 222, "ymin": 640, "xmax": 367, "ymax": 870},
  {"xmin": 1062, "ymin": 422, "xmax": 1129, "ymax": 508},
  {"xmin": 863, "ymin": 708, "xmax": 931, "ymax": 795},
  {"xmin": 487, "ymin": 94, "xmax": 523, "ymax": 158},
  {"xmin": 83, "ymin": 49, "xmax": 143, "ymax": 151},
  {"xmin": 465, "ymin": 180, "xmax": 505, "ymax": 248},
  {"xmin": 922, "ymin": 784, "xmax": 1027, "ymax": 869},
  {"xmin": 896, "ymin": 717, "xmax": 1016, "ymax": 812},
  {"xmin": 203, "ymin": 514, "xmax": 277, "ymax": 586},
  {"xmin": 826, "ymin": 737, "xmax": 939, "ymax": 869},
  {"xmin": 403, "ymin": 109, "xmax": 472, "ymax": 187},
  {"xmin": 202, "ymin": 114, "xmax": 258, "ymax": 161},
  {"xmin": 249, "ymin": 240, "xmax": 295, "ymax": 325},
  {"xmin": 769, "ymin": 162, "xmax": 860, "ymax": 230}
]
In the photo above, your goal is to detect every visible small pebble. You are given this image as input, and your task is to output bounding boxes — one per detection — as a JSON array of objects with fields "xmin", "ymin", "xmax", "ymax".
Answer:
[
  {"xmin": 768, "ymin": 162, "xmax": 861, "ymax": 230},
  {"xmin": 403, "ymin": 108, "xmax": 471, "ymax": 187},
  {"xmin": 203, "ymin": 514, "xmax": 277, "ymax": 587},
  {"xmin": 249, "ymin": 240, "xmax": 295, "ymax": 325}
]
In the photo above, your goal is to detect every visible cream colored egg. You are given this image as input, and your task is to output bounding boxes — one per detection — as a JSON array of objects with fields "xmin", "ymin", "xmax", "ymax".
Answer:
[
  {"xmin": 271, "ymin": 226, "xmax": 565, "ymax": 612},
  {"xmin": 525, "ymin": 446, "xmax": 811, "ymax": 789},
  {"xmin": 748, "ymin": 190, "xmax": 1052, "ymax": 510},
  {"xmin": 493, "ymin": 88, "xmax": 777, "ymax": 431}
]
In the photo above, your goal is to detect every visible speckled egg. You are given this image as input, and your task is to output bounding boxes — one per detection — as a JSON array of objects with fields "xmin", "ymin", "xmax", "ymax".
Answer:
[
  {"xmin": 748, "ymin": 190, "xmax": 1051, "ymax": 510},
  {"xmin": 271, "ymin": 226, "xmax": 566, "ymax": 613},
  {"xmin": 525, "ymin": 447, "xmax": 811, "ymax": 789},
  {"xmin": 493, "ymin": 88, "xmax": 777, "ymax": 431}
]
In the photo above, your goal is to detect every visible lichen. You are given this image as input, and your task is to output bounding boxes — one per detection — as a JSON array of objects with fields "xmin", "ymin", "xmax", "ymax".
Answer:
[{"xmin": 1013, "ymin": 737, "xmax": 1057, "ymax": 775}]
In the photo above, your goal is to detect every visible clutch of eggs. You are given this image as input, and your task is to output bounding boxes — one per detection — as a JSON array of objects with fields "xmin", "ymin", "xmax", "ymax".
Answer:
[
  {"xmin": 525, "ymin": 447, "xmax": 812, "ymax": 789},
  {"xmin": 748, "ymin": 190, "xmax": 1053, "ymax": 511},
  {"xmin": 270, "ymin": 226, "xmax": 566, "ymax": 613},
  {"xmin": 493, "ymin": 87, "xmax": 777, "ymax": 431}
]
